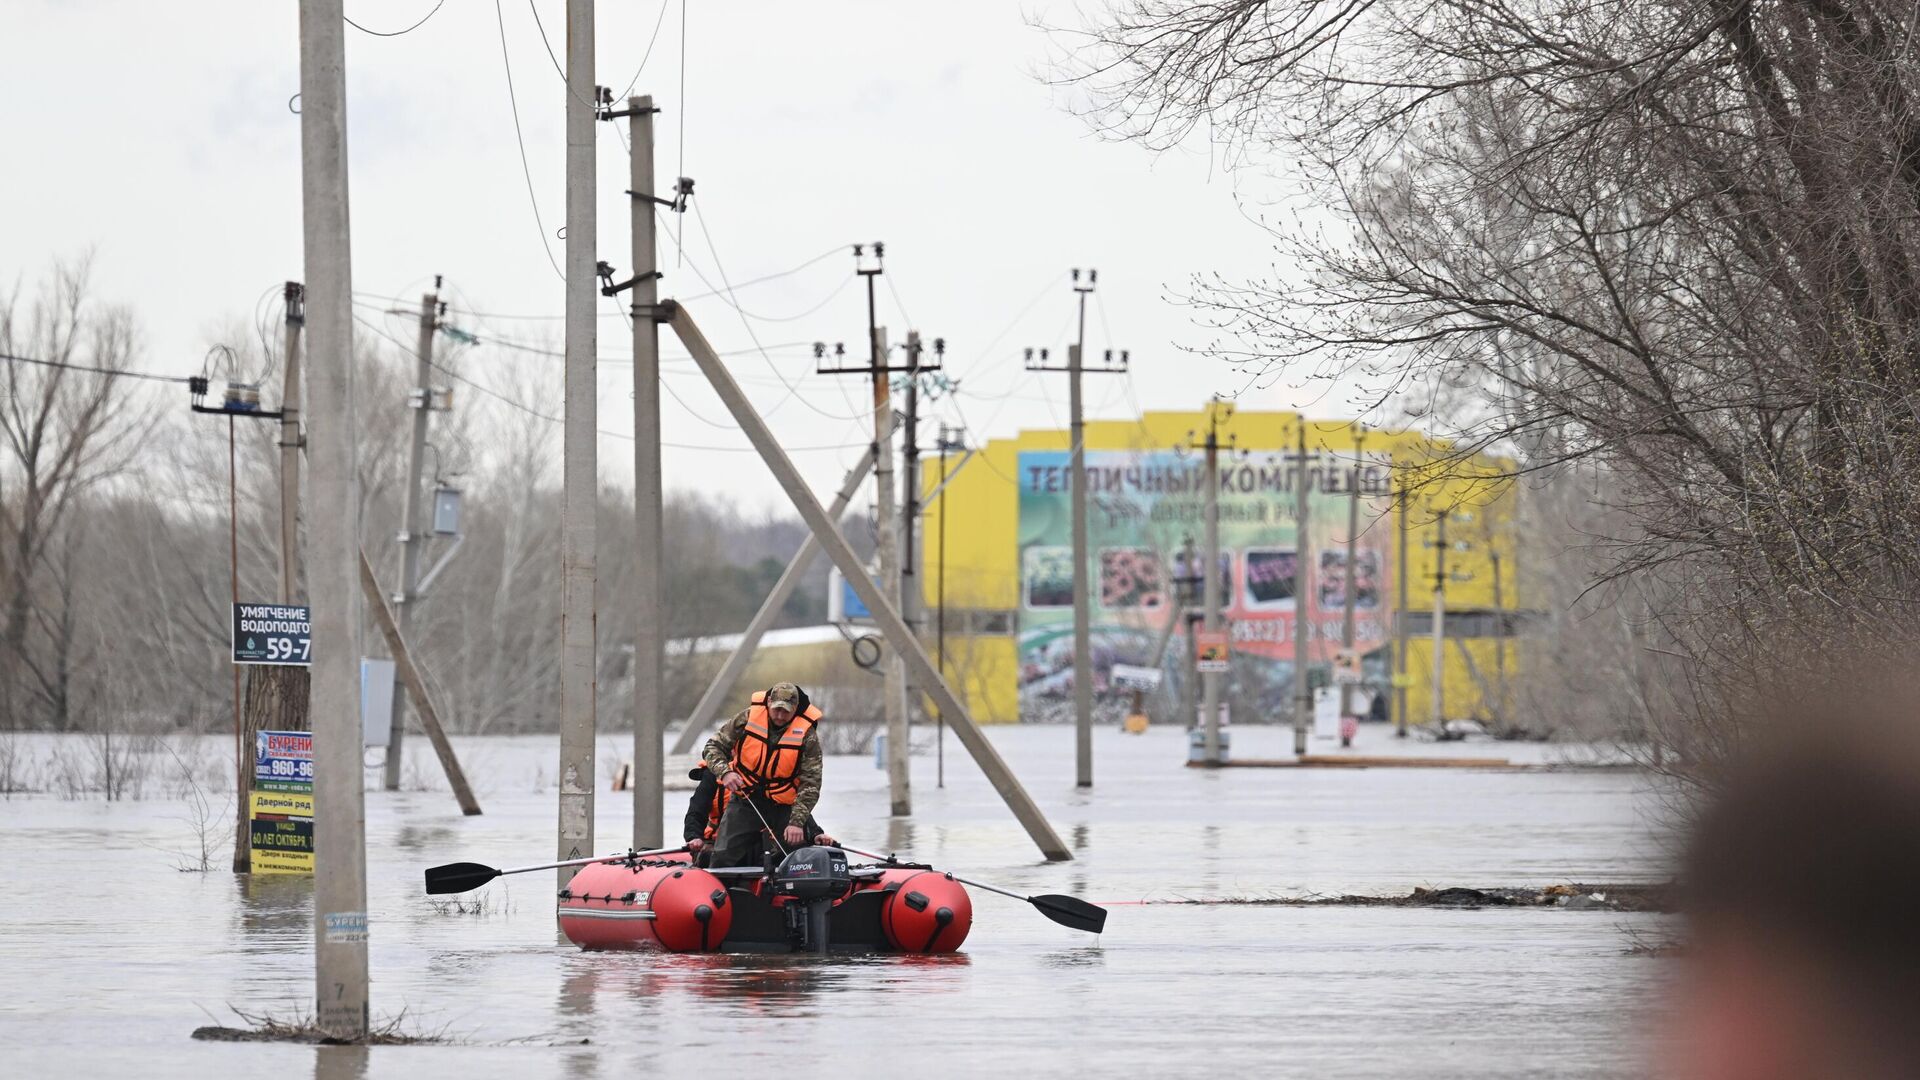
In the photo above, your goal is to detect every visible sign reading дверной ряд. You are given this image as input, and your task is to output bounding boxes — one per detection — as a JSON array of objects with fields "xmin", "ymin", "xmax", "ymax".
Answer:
[{"xmin": 231, "ymin": 603, "xmax": 312, "ymax": 666}]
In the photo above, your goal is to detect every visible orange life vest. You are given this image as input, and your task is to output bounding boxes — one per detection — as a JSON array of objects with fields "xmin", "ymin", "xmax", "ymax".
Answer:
[
  {"xmin": 729, "ymin": 690, "xmax": 821, "ymax": 805},
  {"xmin": 703, "ymin": 785, "xmax": 727, "ymax": 841}
]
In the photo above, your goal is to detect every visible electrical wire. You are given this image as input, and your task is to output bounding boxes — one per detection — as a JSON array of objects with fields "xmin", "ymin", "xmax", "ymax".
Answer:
[
  {"xmin": 684, "ymin": 203, "xmax": 868, "ymax": 422},
  {"xmin": 615, "ymin": 0, "xmax": 673, "ymax": 101},
  {"xmin": 345, "ymin": 0, "xmax": 445, "ymax": 37},
  {"xmin": 357, "ymin": 245, "xmax": 849, "ymax": 323},
  {"xmin": 492, "ymin": 0, "xmax": 566, "ymax": 282},
  {"xmin": 0, "ymin": 351, "xmax": 190, "ymax": 384},
  {"xmin": 676, "ymin": 0, "xmax": 688, "ymax": 267}
]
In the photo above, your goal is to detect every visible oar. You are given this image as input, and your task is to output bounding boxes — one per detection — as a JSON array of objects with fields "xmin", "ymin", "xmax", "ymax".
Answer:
[
  {"xmin": 839, "ymin": 846, "xmax": 1108, "ymax": 935},
  {"xmin": 424, "ymin": 846, "xmax": 689, "ymax": 895}
]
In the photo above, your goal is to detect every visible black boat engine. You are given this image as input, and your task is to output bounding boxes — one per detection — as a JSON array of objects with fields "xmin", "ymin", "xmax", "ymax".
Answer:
[{"xmin": 772, "ymin": 846, "xmax": 850, "ymax": 953}]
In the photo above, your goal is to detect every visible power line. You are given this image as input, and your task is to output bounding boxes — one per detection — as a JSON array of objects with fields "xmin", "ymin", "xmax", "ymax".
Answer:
[
  {"xmin": 684, "ymin": 203, "xmax": 867, "ymax": 422},
  {"xmin": 615, "ymin": 0, "xmax": 673, "ymax": 101},
  {"xmin": 0, "ymin": 351, "xmax": 191, "ymax": 385},
  {"xmin": 345, "ymin": 0, "xmax": 446, "ymax": 37},
  {"xmin": 676, "ymin": 0, "xmax": 688, "ymax": 267},
  {"xmin": 491, "ymin": 0, "xmax": 565, "ymax": 281}
]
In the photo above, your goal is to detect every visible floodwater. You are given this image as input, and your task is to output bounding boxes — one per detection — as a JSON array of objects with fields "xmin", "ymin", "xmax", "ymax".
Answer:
[{"xmin": 0, "ymin": 724, "xmax": 1670, "ymax": 1079}]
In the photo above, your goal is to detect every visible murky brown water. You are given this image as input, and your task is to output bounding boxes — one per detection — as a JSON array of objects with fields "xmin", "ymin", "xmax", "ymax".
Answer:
[{"xmin": 0, "ymin": 725, "xmax": 1668, "ymax": 1078}]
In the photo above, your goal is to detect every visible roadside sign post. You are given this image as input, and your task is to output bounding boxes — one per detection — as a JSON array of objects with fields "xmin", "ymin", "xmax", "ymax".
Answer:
[
  {"xmin": 233, "ymin": 604, "xmax": 313, "ymax": 666},
  {"xmin": 251, "ymin": 729, "xmax": 315, "ymax": 874}
]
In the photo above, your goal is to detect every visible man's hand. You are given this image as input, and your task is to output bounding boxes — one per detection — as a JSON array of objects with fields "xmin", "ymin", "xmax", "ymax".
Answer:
[
  {"xmin": 686, "ymin": 837, "xmax": 704, "ymax": 853},
  {"xmin": 813, "ymin": 833, "xmax": 836, "ymax": 846},
  {"xmin": 783, "ymin": 825, "xmax": 805, "ymax": 847},
  {"xmin": 720, "ymin": 770, "xmax": 747, "ymax": 793}
]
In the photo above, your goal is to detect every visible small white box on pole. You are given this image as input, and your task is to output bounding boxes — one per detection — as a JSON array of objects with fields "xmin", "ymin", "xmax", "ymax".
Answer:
[{"xmin": 360, "ymin": 658, "xmax": 395, "ymax": 747}]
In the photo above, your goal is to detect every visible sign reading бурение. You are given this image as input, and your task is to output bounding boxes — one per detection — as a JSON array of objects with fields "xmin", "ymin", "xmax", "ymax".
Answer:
[{"xmin": 232, "ymin": 603, "xmax": 311, "ymax": 666}]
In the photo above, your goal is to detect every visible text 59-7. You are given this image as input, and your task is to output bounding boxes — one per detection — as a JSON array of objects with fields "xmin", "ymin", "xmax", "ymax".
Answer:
[{"xmin": 264, "ymin": 638, "xmax": 311, "ymax": 662}]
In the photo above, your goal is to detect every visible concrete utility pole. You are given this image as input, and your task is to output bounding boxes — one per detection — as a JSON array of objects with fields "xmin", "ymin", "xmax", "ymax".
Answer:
[
  {"xmin": 670, "ymin": 451, "xmax": 877, "ymax": 757},
  {"xmin": 861, "ymin": 246, "xmax": 910, "ymax": 817},
  {"xmin": 625, "ymin": 93, "xmax": 665, "ymax": 849},
  {"xmin": 1200, "ymin": 410, "xmax": 1224, "ymax": 765},
  {"xmin": 384, "ymin": 282, "xmax": 439, "ymax": 791},
  {"xmin": 297, "ymin": 0, "xmax": 368, "ymax": 1040},
  {"xmin": 277, "ymin": 281, "xmax": 305, "ymax": 603},
  {"xmin": 556, "ymin": 0, "xmax": 597, "ymax": 886},
  {"xmin": 1024, "ymin": 271, "xmax": 1127, "ymax": 787},
  {"xmin": 1431, "ymin": 508, "xmax": 1450, "ymax": 730},
  {"xmin": 669, "ymin": 303, "xmax": 1071, "ymax": 860},
  {"xmin": 1293, "ymin": 418, "xmax": 1313, "ymax": 756},
  {"xmin": 359, "ymin": 551, "xmax": 481, "ymax": 815},
  {"xmin": 1176, "ymin": 535, "xmax": 1199, "ymax": 736},
  {"xmin": 1068, "ymin": 275, "xmax": 1093, "ymax": 788},
  {"xmin": 1338, "ymin": 440, "xmax": 1363, "ymax": 724},
  {"xmin": 897, "ymin": 330, "xmax": 922, "ymax": 805},
  {"xmin": 1395, "ymin": 474, "xmax": 1411, "ymax": 738}
]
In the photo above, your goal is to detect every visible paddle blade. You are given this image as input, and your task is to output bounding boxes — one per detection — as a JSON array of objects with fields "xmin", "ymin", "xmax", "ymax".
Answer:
[
  {"xmin": 424, "ymin": 861, "xmax": 501, "ymax": 895},
  {"xmin": 1031, "ymin": 893, "xmax": 1108, "ymax": 934}
]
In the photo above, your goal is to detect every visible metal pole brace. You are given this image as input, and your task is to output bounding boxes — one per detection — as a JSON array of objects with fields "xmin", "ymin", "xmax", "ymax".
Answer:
[
  {"xmin": 598, "ymin": 260, "xmax": 665, "ymax": 298},
  {"xmin": 626, "ymin": 176, "xmax": 695, "ymax": 212}
]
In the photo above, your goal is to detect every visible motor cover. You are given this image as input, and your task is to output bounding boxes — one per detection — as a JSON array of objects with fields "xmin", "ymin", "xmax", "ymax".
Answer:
[{"xmin": 772, "ymin": 845, "xmax": 851, "ymax": 903}]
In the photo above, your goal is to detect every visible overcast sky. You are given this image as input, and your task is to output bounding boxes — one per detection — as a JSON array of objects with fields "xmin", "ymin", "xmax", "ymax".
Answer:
[{"xmin": 2, "ymin": 1, "xmax": 1345, "ymax": 508}]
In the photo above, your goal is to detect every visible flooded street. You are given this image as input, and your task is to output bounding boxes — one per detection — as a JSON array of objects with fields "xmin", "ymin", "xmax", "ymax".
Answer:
[{"xmin": 0, "ymin": 726, "xmax": 1669, "ymax": 1078}]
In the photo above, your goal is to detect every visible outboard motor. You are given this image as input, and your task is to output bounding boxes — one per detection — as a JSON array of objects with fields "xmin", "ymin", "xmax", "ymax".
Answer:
[{"xmin": 772, "ymin": 846, "xmax": 851, "ymax": 953}]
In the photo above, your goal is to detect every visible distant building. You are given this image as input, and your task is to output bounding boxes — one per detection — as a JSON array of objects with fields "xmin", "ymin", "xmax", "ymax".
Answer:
[{"xmin": 915, "ymin": 405, "xmax": 1526, "ymax": 727}]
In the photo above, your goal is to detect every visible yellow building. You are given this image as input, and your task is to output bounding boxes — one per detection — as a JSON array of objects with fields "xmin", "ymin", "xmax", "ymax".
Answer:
[{"xmin": 916, "ymin": 404, "xmax": 1522, "ymax": 728}]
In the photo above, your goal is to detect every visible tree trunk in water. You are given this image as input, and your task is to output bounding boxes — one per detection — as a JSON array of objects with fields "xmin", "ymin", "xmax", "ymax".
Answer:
[{"xmin": 233, "ymin": 666, "xmax": 312, "ymax": 872}]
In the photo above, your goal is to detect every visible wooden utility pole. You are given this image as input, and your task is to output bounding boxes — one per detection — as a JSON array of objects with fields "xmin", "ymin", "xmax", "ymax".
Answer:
[
  {"xmin": 670, "ymin": 452, "xmax": 877, "ymax": 757},
  {"xmin": 669, "ymin": 303, "xmax": 1071, "ymax": 860},
  {"xmin": 384, "ymin": 283, "xmax": 439, "ymax": 791},
  {"xmin": 277, "ymin": 281, "xmax": 305, "ymax": 602},
  {"xmin": 557, "ymin": 0, "xmax": 598, "ymax": 886},
  {"xmin": 1293, "ymin": 418, "xmax": 1313, "ymax": 756},
  {"xmin": 624, "ymin": 93, "xmax": 665, "ymax": 849},
  {"xmin": 297, "ymin": 0, "xmax": 369, "ymax": 1040}
]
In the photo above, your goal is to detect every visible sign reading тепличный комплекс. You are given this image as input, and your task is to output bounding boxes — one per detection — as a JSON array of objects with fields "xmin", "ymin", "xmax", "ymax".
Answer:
[{"xmin": 231, "ymin": 603, "xmax": 311, "ymax": 665}]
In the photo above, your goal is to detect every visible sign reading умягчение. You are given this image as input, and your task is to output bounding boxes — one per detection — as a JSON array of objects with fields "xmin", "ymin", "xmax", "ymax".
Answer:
[{"xmin": 232, "ymin": 603, "xmax": 311, "ymax": 666}]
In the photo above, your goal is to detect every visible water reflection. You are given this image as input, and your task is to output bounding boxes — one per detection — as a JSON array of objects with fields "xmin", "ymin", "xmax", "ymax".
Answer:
[
  {"xmin": 390, "ymin": 823, "xmax": 460, "ymax": 852},
  {"xmin": 884, "ymin": 817, "xmax": 916, "ymax": 856},
  {"xmin": 312, "ymin": 1044, "xmax": 368, "ymax": 1080},
  {"xmin": 235, "ymin": 872, "xmax": 313, "ymax": 939},
  {"xmin": 1040, "ymin": 946, "xmax": 1106, "ymax": 969}
]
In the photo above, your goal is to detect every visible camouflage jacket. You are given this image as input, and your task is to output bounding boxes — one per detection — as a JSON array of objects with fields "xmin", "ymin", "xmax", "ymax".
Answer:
[{"xmin": 702, "ymin": 706, "xmax": 824, "ymax": 821}]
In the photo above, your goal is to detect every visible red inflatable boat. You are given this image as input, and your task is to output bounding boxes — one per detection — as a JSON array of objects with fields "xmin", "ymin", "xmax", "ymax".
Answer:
[{"xmin": 557, "ymin": 846, "xmax": 973, "ymax": 954}]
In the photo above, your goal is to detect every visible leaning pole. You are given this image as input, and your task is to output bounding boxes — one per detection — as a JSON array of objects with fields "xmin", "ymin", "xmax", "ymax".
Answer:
[{"xmin": 667, "ymin": 303, "xmax": 1071, "ymax": 861}]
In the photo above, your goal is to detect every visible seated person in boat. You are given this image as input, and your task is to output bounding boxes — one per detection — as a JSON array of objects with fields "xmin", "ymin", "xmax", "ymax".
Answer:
[
  {"xmin": 701, "ymin": 682, "xmax": 826, "ymax": 867},
  {"xmin": 683, "ymin": 761, "xmax": 834, "ymax": 865}
]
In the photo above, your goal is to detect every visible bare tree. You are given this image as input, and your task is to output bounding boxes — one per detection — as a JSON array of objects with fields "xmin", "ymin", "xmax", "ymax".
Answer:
[
  {"xmin": 1060, "ymin": 0, "xmax": 1920, "ymax": 762},
  {"xmin": 0, "ymin": 259, "xmax": 152, "ymax": 729}
]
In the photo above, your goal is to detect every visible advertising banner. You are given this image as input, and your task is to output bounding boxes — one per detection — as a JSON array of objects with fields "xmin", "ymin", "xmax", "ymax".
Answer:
[
  {"xmin": 249, "ymin": 789, "xmax": 315, "ymax": 874},
  {"xmin": 254, "ymin": 729, "xmax": 314, "ymax": 791},
  {"xmin": 1016, "ymin": 448, "xmax": 1394, "ymax": 721}
]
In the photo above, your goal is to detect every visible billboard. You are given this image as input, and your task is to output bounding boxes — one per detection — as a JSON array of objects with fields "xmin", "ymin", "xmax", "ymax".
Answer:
[{"xmin": 1016, "ymin": 448, "xmax": 1393, "ymax": 721}]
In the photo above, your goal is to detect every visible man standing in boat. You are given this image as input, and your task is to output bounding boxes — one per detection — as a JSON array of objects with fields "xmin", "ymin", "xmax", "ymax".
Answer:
[{"xmin": 702, "ymin": 682, "xmax": 825, "ymax": 867}]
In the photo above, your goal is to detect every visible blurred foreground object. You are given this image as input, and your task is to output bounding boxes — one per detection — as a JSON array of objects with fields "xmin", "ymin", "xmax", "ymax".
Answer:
[{"xmin": 1671, "ymin": 702, "xmax": 1920, "ymax": 1080}]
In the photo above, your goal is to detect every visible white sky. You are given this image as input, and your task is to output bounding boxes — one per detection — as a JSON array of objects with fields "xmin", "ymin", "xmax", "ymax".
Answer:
[{"xmin": 2, "ymin": 1, "xmax": 1349, "ymax": 509}]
